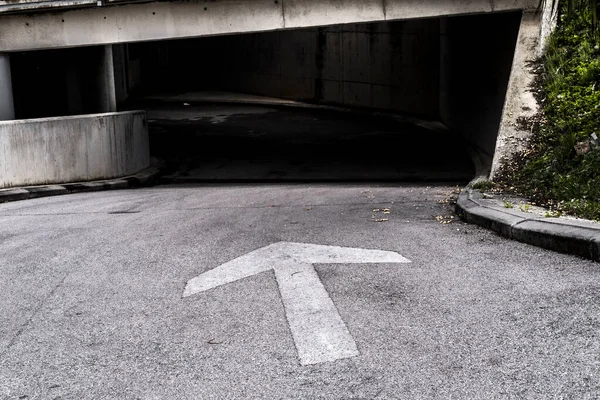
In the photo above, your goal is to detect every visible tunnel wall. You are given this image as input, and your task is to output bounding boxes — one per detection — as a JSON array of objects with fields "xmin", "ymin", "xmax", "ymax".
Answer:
[
  {"xmin": 216, "ymin": 20, "xmax": 440, "ymax": 117},
  {"xmin": 439, "ymin": 12, "xmax": 522, "ymax": 158},
  {"xmin": 0, "ymin": 110, "xmax": 149, "ymax": 188},
  {"xmin": 137, "ymin": 19, "xmax": 441, "ymax": 118}
]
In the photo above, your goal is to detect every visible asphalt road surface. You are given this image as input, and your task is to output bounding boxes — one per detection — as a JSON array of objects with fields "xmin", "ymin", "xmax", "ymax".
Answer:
[
  {"xmin": 1, "ymin": 184, "xmax": 599, "ymax": 399},
  {"xmin": 146, "ymin": 103, "xmax": 475, "ymax": 182}
]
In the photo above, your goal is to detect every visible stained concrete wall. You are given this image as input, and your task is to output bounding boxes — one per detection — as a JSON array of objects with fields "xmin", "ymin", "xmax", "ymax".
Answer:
[{"xmin": 0, "ymin": 110, "xmax": 149, "ymax": 188}]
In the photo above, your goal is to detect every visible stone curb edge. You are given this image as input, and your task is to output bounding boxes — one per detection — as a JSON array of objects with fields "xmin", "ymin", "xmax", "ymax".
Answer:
[
  {"xmin": 0, "ymin": 167, "xmax": 160, "ymax": 204},
  {"xmin": 456, "ymin": 189, "xmax": 600, "ymax": 262}
]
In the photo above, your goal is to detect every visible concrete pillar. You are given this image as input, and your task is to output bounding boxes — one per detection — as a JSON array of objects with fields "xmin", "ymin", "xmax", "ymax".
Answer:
[
  {"xmin": 0, "ymin": 54, "xmax": 15, "ymax": 120},
  {"xmin": 98, "ymin": 45, "xmax": 117, "ymax": 113}
]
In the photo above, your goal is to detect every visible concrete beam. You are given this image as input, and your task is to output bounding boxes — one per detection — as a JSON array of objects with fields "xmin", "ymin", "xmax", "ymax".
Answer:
[
  {"xmin": 0, "ymin": 0, "xmax": 540, "ymax": 52},
  {"xmin": 0, "ymin": 0, "xmax": 97, "ymax": 14},
  {"xmin": 385, "ymin": 0, "xmax": 539, "ymax": 20},
  {"xmin": 0, "ymin": 0, "xmax": 146, "ymax": 14}
]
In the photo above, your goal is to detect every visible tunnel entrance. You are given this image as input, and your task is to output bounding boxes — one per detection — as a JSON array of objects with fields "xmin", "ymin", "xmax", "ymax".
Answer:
[
  {"xmin": 8, "ymin": 11, "xmax": 521, "ymax": 182},
  {"xmin": 136, "ymin": 12, "xmax": 521, "ymax": 182}
]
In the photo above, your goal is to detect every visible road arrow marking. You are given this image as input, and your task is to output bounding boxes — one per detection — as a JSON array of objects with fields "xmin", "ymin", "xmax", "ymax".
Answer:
[{"xmin": 183, "ymin": 242, "xmax": 411, "ymax": 365}]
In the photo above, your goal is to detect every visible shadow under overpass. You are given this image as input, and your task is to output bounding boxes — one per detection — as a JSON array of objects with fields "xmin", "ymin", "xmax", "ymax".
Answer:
[{"xmin": 145, "ymin": 99, "xmax": 475, "ymax": 183}]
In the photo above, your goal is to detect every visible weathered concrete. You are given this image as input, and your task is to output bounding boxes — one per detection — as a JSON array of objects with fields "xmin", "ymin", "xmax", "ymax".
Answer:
[
  {"xmin": 0, "ymin": 0, "xmax": 540, "ymax": 52},
  {"xmin": 0, "ymin": 110, "xmax": 149, "ymax": 188},
  {"xmin": 0, "ymin": 54, "xmax": 14, "ymax": 120},
  {"xmin": 490, "ymin": 11, "xmax": 547, "ymax": 179},
  {"xmin": 540, "ymin": 0, "xmax": 560, "ymax": 53},
  {"xmin": 0, "ymin": 166, "xmax": 160, "ymax": 204}
]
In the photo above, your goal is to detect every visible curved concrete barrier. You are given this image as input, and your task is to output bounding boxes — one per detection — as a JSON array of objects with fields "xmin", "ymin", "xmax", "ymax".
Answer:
[{"xmin": 0, "ymin": 110, "xmax": 149, "ymax": 188}]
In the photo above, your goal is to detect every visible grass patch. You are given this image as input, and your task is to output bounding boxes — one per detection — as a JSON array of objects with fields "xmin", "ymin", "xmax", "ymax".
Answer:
[
  {"xmin": 510, "ymin": 2, "xmax": 600, "ymax": 221},
  {"xmin": 471, "ymin": 179, "xmax": 496, "ymax": 191}
]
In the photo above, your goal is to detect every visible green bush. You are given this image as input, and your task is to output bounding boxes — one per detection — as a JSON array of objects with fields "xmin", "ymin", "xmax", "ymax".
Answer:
[{"xmin": 515, "ymin": 1, "xmax": 600, "ymax": 220}]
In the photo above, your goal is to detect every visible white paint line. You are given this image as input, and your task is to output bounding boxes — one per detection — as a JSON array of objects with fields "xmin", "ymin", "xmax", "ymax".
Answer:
[
  {"xmin": 183, "ymin": 242, "xmax": 411, "ymax": 365},
  {"xmin": 182, "ymin": 255, "xmax": 271, "ymax": 297},
  {"xmin": 274, "ymin": 262, "xmax": 359, "ymax": 365}
]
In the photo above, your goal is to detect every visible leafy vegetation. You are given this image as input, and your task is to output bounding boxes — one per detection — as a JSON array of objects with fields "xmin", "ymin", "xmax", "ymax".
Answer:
[
  {"xmin": 543, "ymin": 0, "xmax": 599, "ymax": 33},
  {"xmin": 511, "ymin": 0, "xmax": 600, "ymax": 220}
]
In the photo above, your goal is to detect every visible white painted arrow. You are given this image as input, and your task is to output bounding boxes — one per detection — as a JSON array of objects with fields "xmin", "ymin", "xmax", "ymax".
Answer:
[{"xmin": 183, "ymin": 242, "xmax": 411, "ymax": 365}]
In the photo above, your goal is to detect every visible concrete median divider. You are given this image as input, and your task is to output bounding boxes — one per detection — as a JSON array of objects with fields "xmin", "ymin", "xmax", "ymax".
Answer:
[{"xmin": 0, "ymin": 110, "xmax": 149, "ymax": 189}]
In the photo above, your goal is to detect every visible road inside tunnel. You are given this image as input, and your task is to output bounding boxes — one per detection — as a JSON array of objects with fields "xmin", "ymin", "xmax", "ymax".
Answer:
[{"xmin": 145, "ymin": 100, "xmax": 476, "ymax": 183}]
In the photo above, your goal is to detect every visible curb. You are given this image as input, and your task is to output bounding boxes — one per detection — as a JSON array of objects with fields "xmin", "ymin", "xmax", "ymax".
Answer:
[
  {"xmin": 0, "ymin": 167, "xmax": 160, "ymax": 205},
  {"xmin": 456, "ymin": 189, "xmax": 600, "ymax": 262}
]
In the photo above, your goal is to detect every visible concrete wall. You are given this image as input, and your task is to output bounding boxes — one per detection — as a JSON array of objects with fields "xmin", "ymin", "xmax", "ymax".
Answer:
[
  {"xmin": 0, "ymin": 0, "xmax": 541, "ymax": 52},
  {"xmin": 0, "ymin": 110, "xmax": 149, "ymax": 188},
  {"xmin": 137, "ymin": 19, "xmax": 440, "ymax": 117},
  {"xmin": 221, "ymin": 21, "xmax": 440, "ymax": 117}
]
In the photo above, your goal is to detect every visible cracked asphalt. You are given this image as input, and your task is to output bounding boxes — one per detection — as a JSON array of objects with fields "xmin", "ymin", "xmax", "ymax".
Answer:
[{"xmin": 1, "ymin": 183, "xmax": 599, "ymax": 399}]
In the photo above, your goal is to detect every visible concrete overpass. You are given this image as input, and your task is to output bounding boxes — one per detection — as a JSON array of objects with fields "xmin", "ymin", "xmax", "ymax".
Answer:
[
  {"xmin": 0, "ymin": 0, "xmax": 544, "ymax": 51},
  {"xmin": 0, "ymin": 0, "xmax": 556, "ymax": 187}
]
